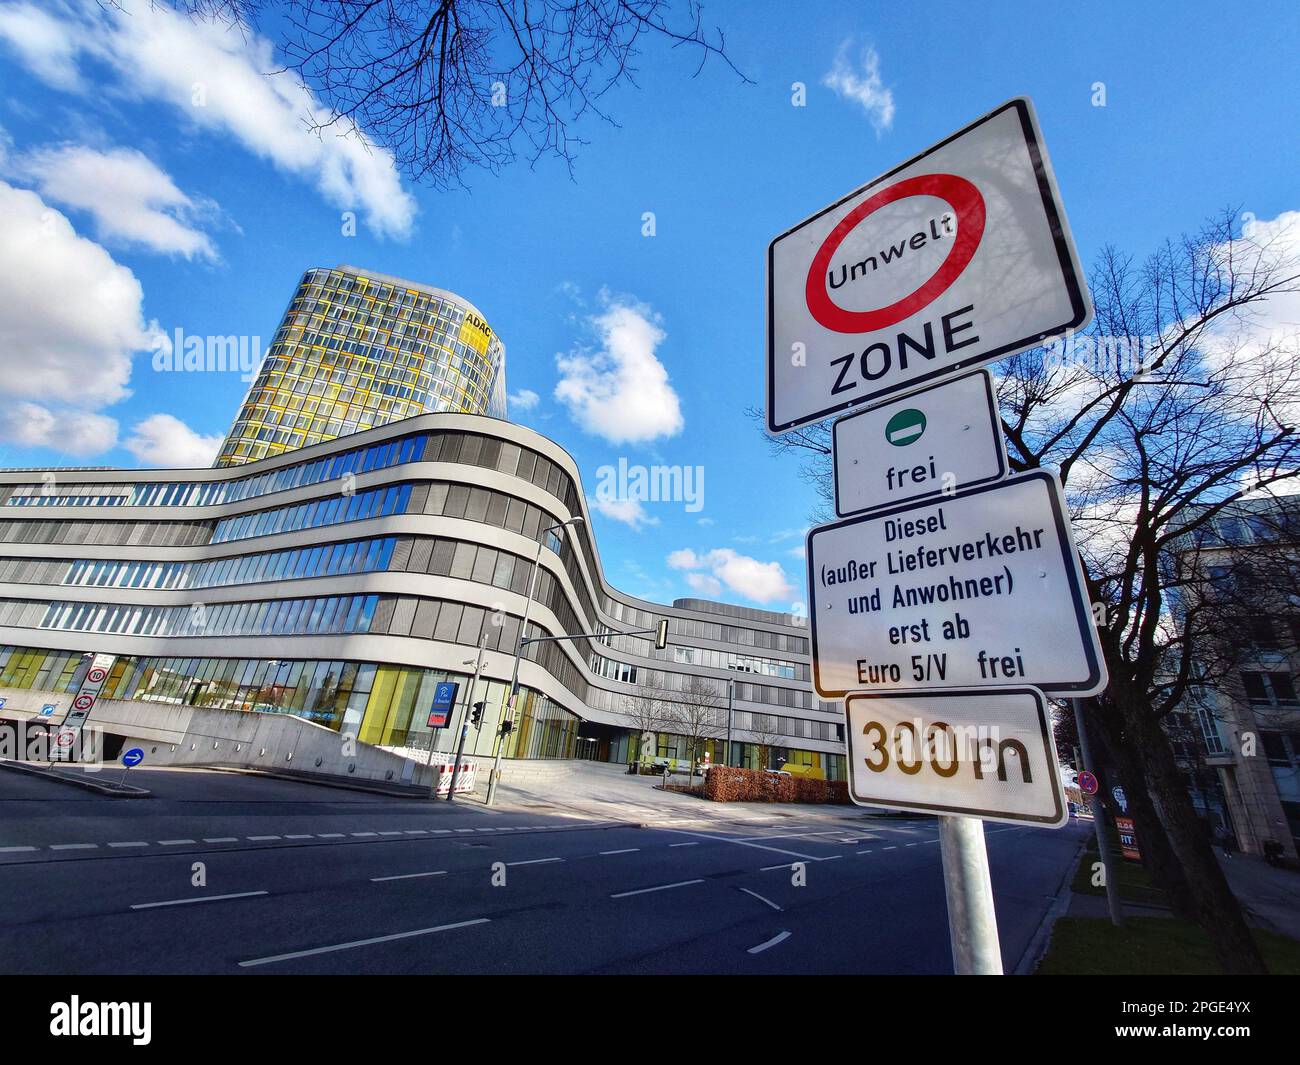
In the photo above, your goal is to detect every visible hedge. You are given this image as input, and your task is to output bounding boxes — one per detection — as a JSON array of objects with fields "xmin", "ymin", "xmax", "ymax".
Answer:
[{"xmin": 703, "ymin": 766, "xmax": 850, "ymax": 804}]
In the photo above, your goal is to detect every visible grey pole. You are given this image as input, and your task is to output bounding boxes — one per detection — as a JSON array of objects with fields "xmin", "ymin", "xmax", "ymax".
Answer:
[
  {"xmin": 725, "ymin": 678, "xmax": 734, "ymax": 767},
  {"xmin": 446, "ymin": 632, "xmax": 488, "ymax": 801},
  {"xmin": 938, "ymin": 815, "xmax": 1003, "ymax": 975},
  {"xmin": 486, "ymin": 517, "xmax": 583, "ymax": 806},
  {"xmin": 1072, "ymin": 697, "xmax": 1124, "ymax": 927}
]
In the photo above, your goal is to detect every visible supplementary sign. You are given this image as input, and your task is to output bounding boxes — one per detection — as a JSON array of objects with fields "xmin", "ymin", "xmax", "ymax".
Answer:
[
  {"xmin": 844, "ymin": 687, "xmax": 1067, "ymax": 826},
  {"xmin": 806, "ymin": 469, "xmax": 1106, "ymax": 697},
  {"xmin": 767, "ymin": 96, "xmax": 1091, "ymax": 433},
  {"xmin": 833, "ymin": 369, "xmax": 1006, "ymax": 517},
  {"xmin": 427, "ymin": 681, "xmax": 459, "ymax": 728}
]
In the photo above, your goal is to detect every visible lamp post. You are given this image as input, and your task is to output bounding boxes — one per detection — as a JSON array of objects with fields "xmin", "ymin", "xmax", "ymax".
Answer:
[
  {"xmin": 725, "ymin": 676, "xmax": 734, "ymax": 767},
  {"xmin": 445, "ymin": 633, "xmax": 488, "ymax": 801},
  {"xmin": 485, "ymin": 515, "xmax": 584, "ymax": 806}
]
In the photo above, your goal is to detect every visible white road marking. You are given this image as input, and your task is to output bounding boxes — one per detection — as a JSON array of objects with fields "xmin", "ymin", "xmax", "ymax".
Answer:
[
  {"xmin": 202, "ymin": 838, "xmax": 239, "ymax": 844},
  {"xmin": 378, "ymin": 831, "xmax": 402, "ymax": 837},
  {"xmin": 455, "ymin": 829, "xmax": 475, "ymax": 834},
  {"xmin": 761, "ymin": 862, "xmax": 797, "ymax": 872},
  {"xmin": 857, "ymin": 849, "xmax": 873, "ymax": 855},
  {"xmin": 403, "ymin": 830, "xmax": 427, "ymax": 835},
  {"xmin": 611, "ymin": 879, "xmax": 705, "ymax": 899},
  {"xmin": 669, "ymin": 842, "xmax": 699, "ymax": 848},
  {"xmin": 600, "ymin": 848, "xmax": 639, "ymax": 855},
  {"xmin": 663, "ymin": 829, "xmax": 821, "ymax": 861},
  {"xmin": 739, "ymin": 887, "xmax": 783, "ymax": 911},
  {"xmin": 238, "ymin": 918, "xmax": 490, "ymax": 967},
  {"xmin": 109, "ymin": 842, "xmax": 149, "ymax": 848},
  {"xmin": 747, "ymin": 931, "xmax": 792, "ymax": 955},
  {"xmin": 351, "ymin": 832, "xmax": 378, "ymax": 838},
  {"xmin": 883, "ymin": 846, "xmax": 897, "ymax": 851},
  {"xmin": 506, "ymin": 857, "xmax": 563, "ymax": 867},
  {"xmin": 317, "ymin": 833, "xmax": 345, "ymax": 839},
  {"xmin": 159, "ymin": 839, "xmax": 196, "ymax": 846},
  {"xmin": 247, "ymin": 835, "xmax": 281, "ymax": 842},
  {"xmin": 371, "ymin": 870, "xmax": 448, "ymax": 883},
  {"xmin": 51, "ymin": 844, "xmax": 97, "ymax": 851},
  {"xmin": 284, "ymin": 834, "xmax": 314, "ymax": 840},
  {"xmin": 0, "ymin": 846, "xmax": 36, "ymax": 853},
  {"xmin": 132, "ymin": 890, "xmax": 268, "ymax": 910}
]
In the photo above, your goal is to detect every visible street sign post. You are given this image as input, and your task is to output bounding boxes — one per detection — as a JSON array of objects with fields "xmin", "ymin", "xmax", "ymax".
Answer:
[
  {"xmin": 767, "ymin": 96, "xmax": 1091, "ymax": 434},
  {"xmin": 119, "ymin": 746, "xmax": 144, "ymax": 785},
  {"xmin": 807, "ymin": 469, "xmax": 1106, "ymax": 698},
  {"xmin": 832, "ymin": 369, "xmax": 1007, "ymax": 517},
  {"xmin": 843, "ymin": 687, "xmax": 1067, "ymax": 826},
  {"xmin": 1077, "ymin": 770, "xmax": 1099, "ymax": 796},
  {"xmin": 52, "ymin": 652, "xmax": 115, "ymax": 761}
]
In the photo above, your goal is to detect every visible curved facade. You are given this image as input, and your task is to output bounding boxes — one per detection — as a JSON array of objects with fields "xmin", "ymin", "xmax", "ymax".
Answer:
[
  {"xmin": 216, "ymin": 265, "xmax": 507, "ymax": 467},
  {"xmin": 0, "ymin": 415, "xmax": 845, "ymax": 777}
]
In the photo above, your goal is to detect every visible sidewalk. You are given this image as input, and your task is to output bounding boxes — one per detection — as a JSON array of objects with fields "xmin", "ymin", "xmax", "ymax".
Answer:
[{"xmin": 1218, "ymin": 854, "xmax": 1300, "ymax": 942}]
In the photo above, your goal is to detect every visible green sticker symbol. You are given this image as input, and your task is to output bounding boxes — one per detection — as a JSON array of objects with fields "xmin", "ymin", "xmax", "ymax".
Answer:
[{"xmin": 885, "ymin": 408, "xmax": 926, "ymax": 447}]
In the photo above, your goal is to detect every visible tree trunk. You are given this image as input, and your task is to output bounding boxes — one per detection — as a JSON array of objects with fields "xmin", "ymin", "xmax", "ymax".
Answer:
[{"xmin": 1105, "ymin": 688, "xmax": 1267, "ymax": 973}]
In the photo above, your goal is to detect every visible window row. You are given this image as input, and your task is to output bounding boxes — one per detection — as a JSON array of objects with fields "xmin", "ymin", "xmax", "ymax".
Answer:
[
  {"xmin": 35, "ymin": 594, "xmax": 380, "ymax": 639},
  {"xmin": 672, "ymin": 644, "xmax": 803, "ymax": 681},
  {"xmin": 62, "ymin": 539, "xmax": 396, "ymax": 591},
  {"xmin": 212, "ymin": 485, "xmax": 410, "ymax": 543}
]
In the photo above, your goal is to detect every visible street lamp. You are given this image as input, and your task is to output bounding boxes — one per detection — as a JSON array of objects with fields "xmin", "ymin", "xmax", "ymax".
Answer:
[{"xmin": 485, "ymin": 515, "xmax": 584, "ymax": 805}]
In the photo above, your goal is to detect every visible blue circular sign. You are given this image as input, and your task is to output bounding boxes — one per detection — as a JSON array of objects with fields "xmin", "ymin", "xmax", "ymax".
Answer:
[{"xmin": 121, "ymin": 747, "xmax": 145, "ymax": 768}]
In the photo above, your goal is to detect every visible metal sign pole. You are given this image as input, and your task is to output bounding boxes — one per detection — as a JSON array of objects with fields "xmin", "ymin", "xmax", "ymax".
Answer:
[
  {"xmin": 938, "ymin": 815, "xmax": 1003, "ymax": 975},
  {"xmin": 1072, "ymin": 697, "xmax": 1124, "ymax": 926}
]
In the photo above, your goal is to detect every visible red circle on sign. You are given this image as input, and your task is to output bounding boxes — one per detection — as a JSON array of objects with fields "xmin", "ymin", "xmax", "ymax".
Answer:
[
  {"xmin": 56, "ymin": 731, "xmax": 75, "ymax": 747},
  {"xmin": 1078, "ymin": 770, "xmax": 1099, "ymax": 796},
  {"xmin": 805, "ymin": 173, "xmax": 986, "ymax": 334},
  {"xmin": 87, "ymin": 668, "xmax": 107, "ymax": 684},
  {"xmin": 73, "ymin": 694, "xmax": 94, "ymax": 710}
]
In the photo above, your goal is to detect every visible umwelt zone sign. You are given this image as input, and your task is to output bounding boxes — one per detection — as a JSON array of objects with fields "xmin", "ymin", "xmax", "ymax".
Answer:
[{"xmin": 766, "ymin": 97, "xmax": 1092, "ymax": 433}]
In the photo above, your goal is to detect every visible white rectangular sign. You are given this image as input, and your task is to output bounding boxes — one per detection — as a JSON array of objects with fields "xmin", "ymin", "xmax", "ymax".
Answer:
[
  {"xmin": 833, "ymin": 370, "xmax": 1007, "ymax": 518},
  {"xmin": 767, "ymin": 96, "xmax": 1091, "ymax": 433},
  {"xmin": 806, "ymin": 469, "xmax": 1106, "ymax": 697},
  {"xmin": 844, "ymin": 687, "xmax": 1067, "ymax": 826}
]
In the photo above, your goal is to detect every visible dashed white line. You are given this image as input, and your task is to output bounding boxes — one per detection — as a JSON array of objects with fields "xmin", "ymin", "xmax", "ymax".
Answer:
[
  {"xmin": 109, "ymin": 842, "xmax": 149, "ymax": 849},
  {"xmin": 284, "ymin": 834, "xmax": 314, "ymax": 840},
  {"xmin": 747, "ymin": 931, "xmax": 791, "ymax": 955},
  {"xmin": 50, "ymin": 844, "xmax": 97, "ymax": 851},
  {"xmin": 0, "ymin": 846, "xmax": 36, "ymax": 853},
  {"xmin": 159, "ymin": 839, "xmax": 196, "ymax": 846},
  {"xmin": 247, "ymin": 835, "xmax": 282, "ymax": 842},
  {"xmin": 669, "ymin": 842, "xmax": 699, "ymax": 848},
  {"xmin": 610, "ymin": 879, "xmax": 705, "ymax": 899},
  {"xmin": 351, "ymin": 832, "xmax": 378, "ymax": 838},
  {"xmin": 403, "ymin": 830, "xmax": 427, "ymax": 835},
  {"xmin": 202, "ymin": 837, "xmax": 239, "ymax": 844},
  {"xmin": 506, "ymin": 857, "xmax": 563, "ymax": 867},
  {"xmin": 317, "ymin": 833, "xmax": 345, "ymax": 839},
  {"xmin": 238, "ymin": 918, "xmax": 490, "ymax": 968},
  {"xmin": 132, "ymin": 890, "xmax": 268, "ymax": 911},
  {"xmin": 378, "ymin": 831, "xmax": 402, "ymax": 837},
  {"xmin": 739, "ymin": 887, "xmax": 783, "ymax": 911},
  {"xmin": 600, "ymin": 848, "xmax": 639, "ymax": 856},
  {"xmin": 371, "ymin": 870, "xmax": 448, "ymax": 883}
]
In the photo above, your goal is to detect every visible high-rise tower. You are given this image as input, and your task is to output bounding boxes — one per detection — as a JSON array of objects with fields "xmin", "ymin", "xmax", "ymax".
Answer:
[{"xmin": 216, "ymin": 265, "xmax": 506, "ymax": 466}]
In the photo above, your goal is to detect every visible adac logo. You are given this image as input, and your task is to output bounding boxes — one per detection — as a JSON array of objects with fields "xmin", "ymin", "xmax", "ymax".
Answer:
[{"xmin": 805, "ymin": 173, "xmax": 986, "ymax": 334}]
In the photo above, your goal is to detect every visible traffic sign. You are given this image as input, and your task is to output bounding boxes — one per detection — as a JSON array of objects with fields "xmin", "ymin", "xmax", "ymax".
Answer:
[
  {"xmin": 39, "ymin": 704, "xmax": 56, "ymax": 717},
  {"xmin": 806, "ymin": 469, "xmax": 1106, "ymax": 697},
  {"xmin": 54, "ymin": 730, "xmax": 76, "ymax": 748},
  {"xmin": 1077, "ymin": 770, "xmax": 1099, "ymax": 796},
  {"xmin": 832, "ymin": 370, "xmax": 1007, "ymax": 517},
  {"xmin": 121, "ymin": 747, "xmax": 145, "ymax": 768},
  {"xmin": 844, "ymin": 687, "xmax": 1067, "ymax": 826},
  {"xmin": 427, "ymin": 681, "xmax": 459, "ymax": 729},
  {"xmin": 767, "ymin": 96, "xmax": 1091, "ymax": 433}
]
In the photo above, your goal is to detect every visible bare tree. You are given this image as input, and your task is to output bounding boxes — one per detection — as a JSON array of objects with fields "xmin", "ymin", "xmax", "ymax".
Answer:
[
  {"xmin": 178, "ymin": 0, "xmax": 746, "ymax": 186},
  {"xmin": 758, "ymin": 210, "xmax": 1300, "ymax": 973},
  {"xmin": 666, "ymin": 676, "xmax": 726, "ymax": 771},
  {"xmin": 620, "ymin": 684, "xmax": 675, "ymax": 764},
  {"xmin": 744, "ymin": 712, "xmax": 785, "ymax": 771}
]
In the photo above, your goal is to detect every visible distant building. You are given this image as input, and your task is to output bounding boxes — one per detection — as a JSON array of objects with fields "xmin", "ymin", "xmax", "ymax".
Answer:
[
  {"xmin": 216, "ymin": 265, "xmax": 507, "ymax": 467},
  {"xmin": 1167, "ymin": 497, "xmax": 1300, "ymax": 859}
]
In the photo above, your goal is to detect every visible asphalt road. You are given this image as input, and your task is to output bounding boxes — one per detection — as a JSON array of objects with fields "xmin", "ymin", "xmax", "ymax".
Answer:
[{"xmin": 0, "ymin": 766, "xmax": 1085, "ymax": 974}]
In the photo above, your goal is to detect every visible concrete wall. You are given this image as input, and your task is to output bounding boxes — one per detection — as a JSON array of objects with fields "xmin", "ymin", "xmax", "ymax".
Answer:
[{"xmin": 0, "ymin": 685, "xmax": 431, "ymax": 788}]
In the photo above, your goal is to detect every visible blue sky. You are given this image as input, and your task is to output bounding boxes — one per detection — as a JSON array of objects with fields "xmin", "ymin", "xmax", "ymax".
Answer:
[{"xmin": 0, "ymin": 0, "xmax": 1297, "ymax": 611}]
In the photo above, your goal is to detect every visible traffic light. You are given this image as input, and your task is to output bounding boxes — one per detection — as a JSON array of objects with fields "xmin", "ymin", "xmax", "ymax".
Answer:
[
  {"xmin": 499, "ymin": 719, "xmax": 515, "ymax": 736},
  {"xmin": 470, "ymin": 702, "xmax": 485, "ymax": 727},
  {"xmin": 655, "ymin": 618, "xmax": 669, "ymax": 649}
]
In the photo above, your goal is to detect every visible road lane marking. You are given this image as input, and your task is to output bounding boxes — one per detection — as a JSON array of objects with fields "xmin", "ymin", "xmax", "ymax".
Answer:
[
  {"xmin": 857, "ymin": 849, "xmax": 873, "ymax": 855},
  {"xmin": 378, "ymin": 831, "xmax": 402, "ymax": 837},
  {"xmin": 351, "ymin": 832, "xmax": 378, "ymax": 838},
  {"xmin": 883, "ymin": 846, "xmax": 897, "ymax": 851},
  {"xmin": 109, "ymin": 842, "xmax": 149, "ymax": 848},
  {"xmin": 455, "ymin": 829, "xmax": 475, "ymax": 834},
  {"xmin": 371, "ymin": 870, "xmax": 448, "ymax": 882},
  {"xmin": 317, "ymin": 833, "xmax": 345, "ymax": 839},
  {"xmin": 600, "ymin": 848, "xmax": 639, "ymax": 855},
  {"xmin": 506, "ymin": 857, "xmax": 563, "ymax": 867},
  {"xmin": 739, "ymin": 887, "xmax": 783, "ymax": 911},
  {"xmin": 238, "ymin": 918, "xmax": 490, "ymax": 967},
  {"xmin": 202, "ymin": 838, "xmax": 239, "ymax": 844},
  {"xmin": 132, "ymin": 890, "xmax": 268, "ymax": 910},
  {"xmin": 247, "ymin": 835, "xmax": 282, "ymax": 842},
  {"xmin": 663, "ymin": 829, "xmax": 821, "ymax": 861},
  {"xmin": 50, "ymin": 844, "xmax": 97, "ymax": 851},
  {"xmin": 403, "ymin": 830, "xmax": 427, "ymax": 835},
  {"xmin": 669, "ymin": 842, "xmax": 699, "ymax": 848},
  {"xmin": 747, "ymin": 931, "xmax": 791, "ymax": 955},
  {"xmin": 159, "ymin": 839, "xmax": 196, "ymax": 846},
  {"xmin": 610, "ymin": 879, "xmax": 705, "ymax": 899},
  {"xmin": 285, "ymin": 834, "xmax": 314, "ymax": 840}
]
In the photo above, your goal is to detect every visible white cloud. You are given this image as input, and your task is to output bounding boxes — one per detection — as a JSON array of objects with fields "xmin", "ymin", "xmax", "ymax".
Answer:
[
  {"xmin": 667, "ymin": 547, "xmax": 795, "ymax": 604},
  {"xmin": 696, "ymin": 516, "xmax": 715, "ymax": 526},
  {"xmin": 823, "ymin": 42, "xmax": 895, "ymax": 135},
  {"xmin": 509, "ymin": 388, "xmax": 540, "ymax": 411},
  {"xmin": 554, "ymin": 294, "xmax": 683, "ymax": 444},
  {"xmin": 9, "ymin": 144, "xmax": 218, "ymax": 259},
  {"xmin": 589, "ymin": 494, "xmax": 659, "ymax": 531},
  {"xmin": 0, "ymin": 402, "xmax": 117, "ymax": 456},
  {"xmin": 124, "ymin": 413, "xmax": 223, "ymax": 467},
  {"xmin": 0, "ymin": 180, "xmax": 154, "ymax": 413},
  {"xmin": 0, "ymin": 1, "xmax": 415, "ymax": 239}
]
